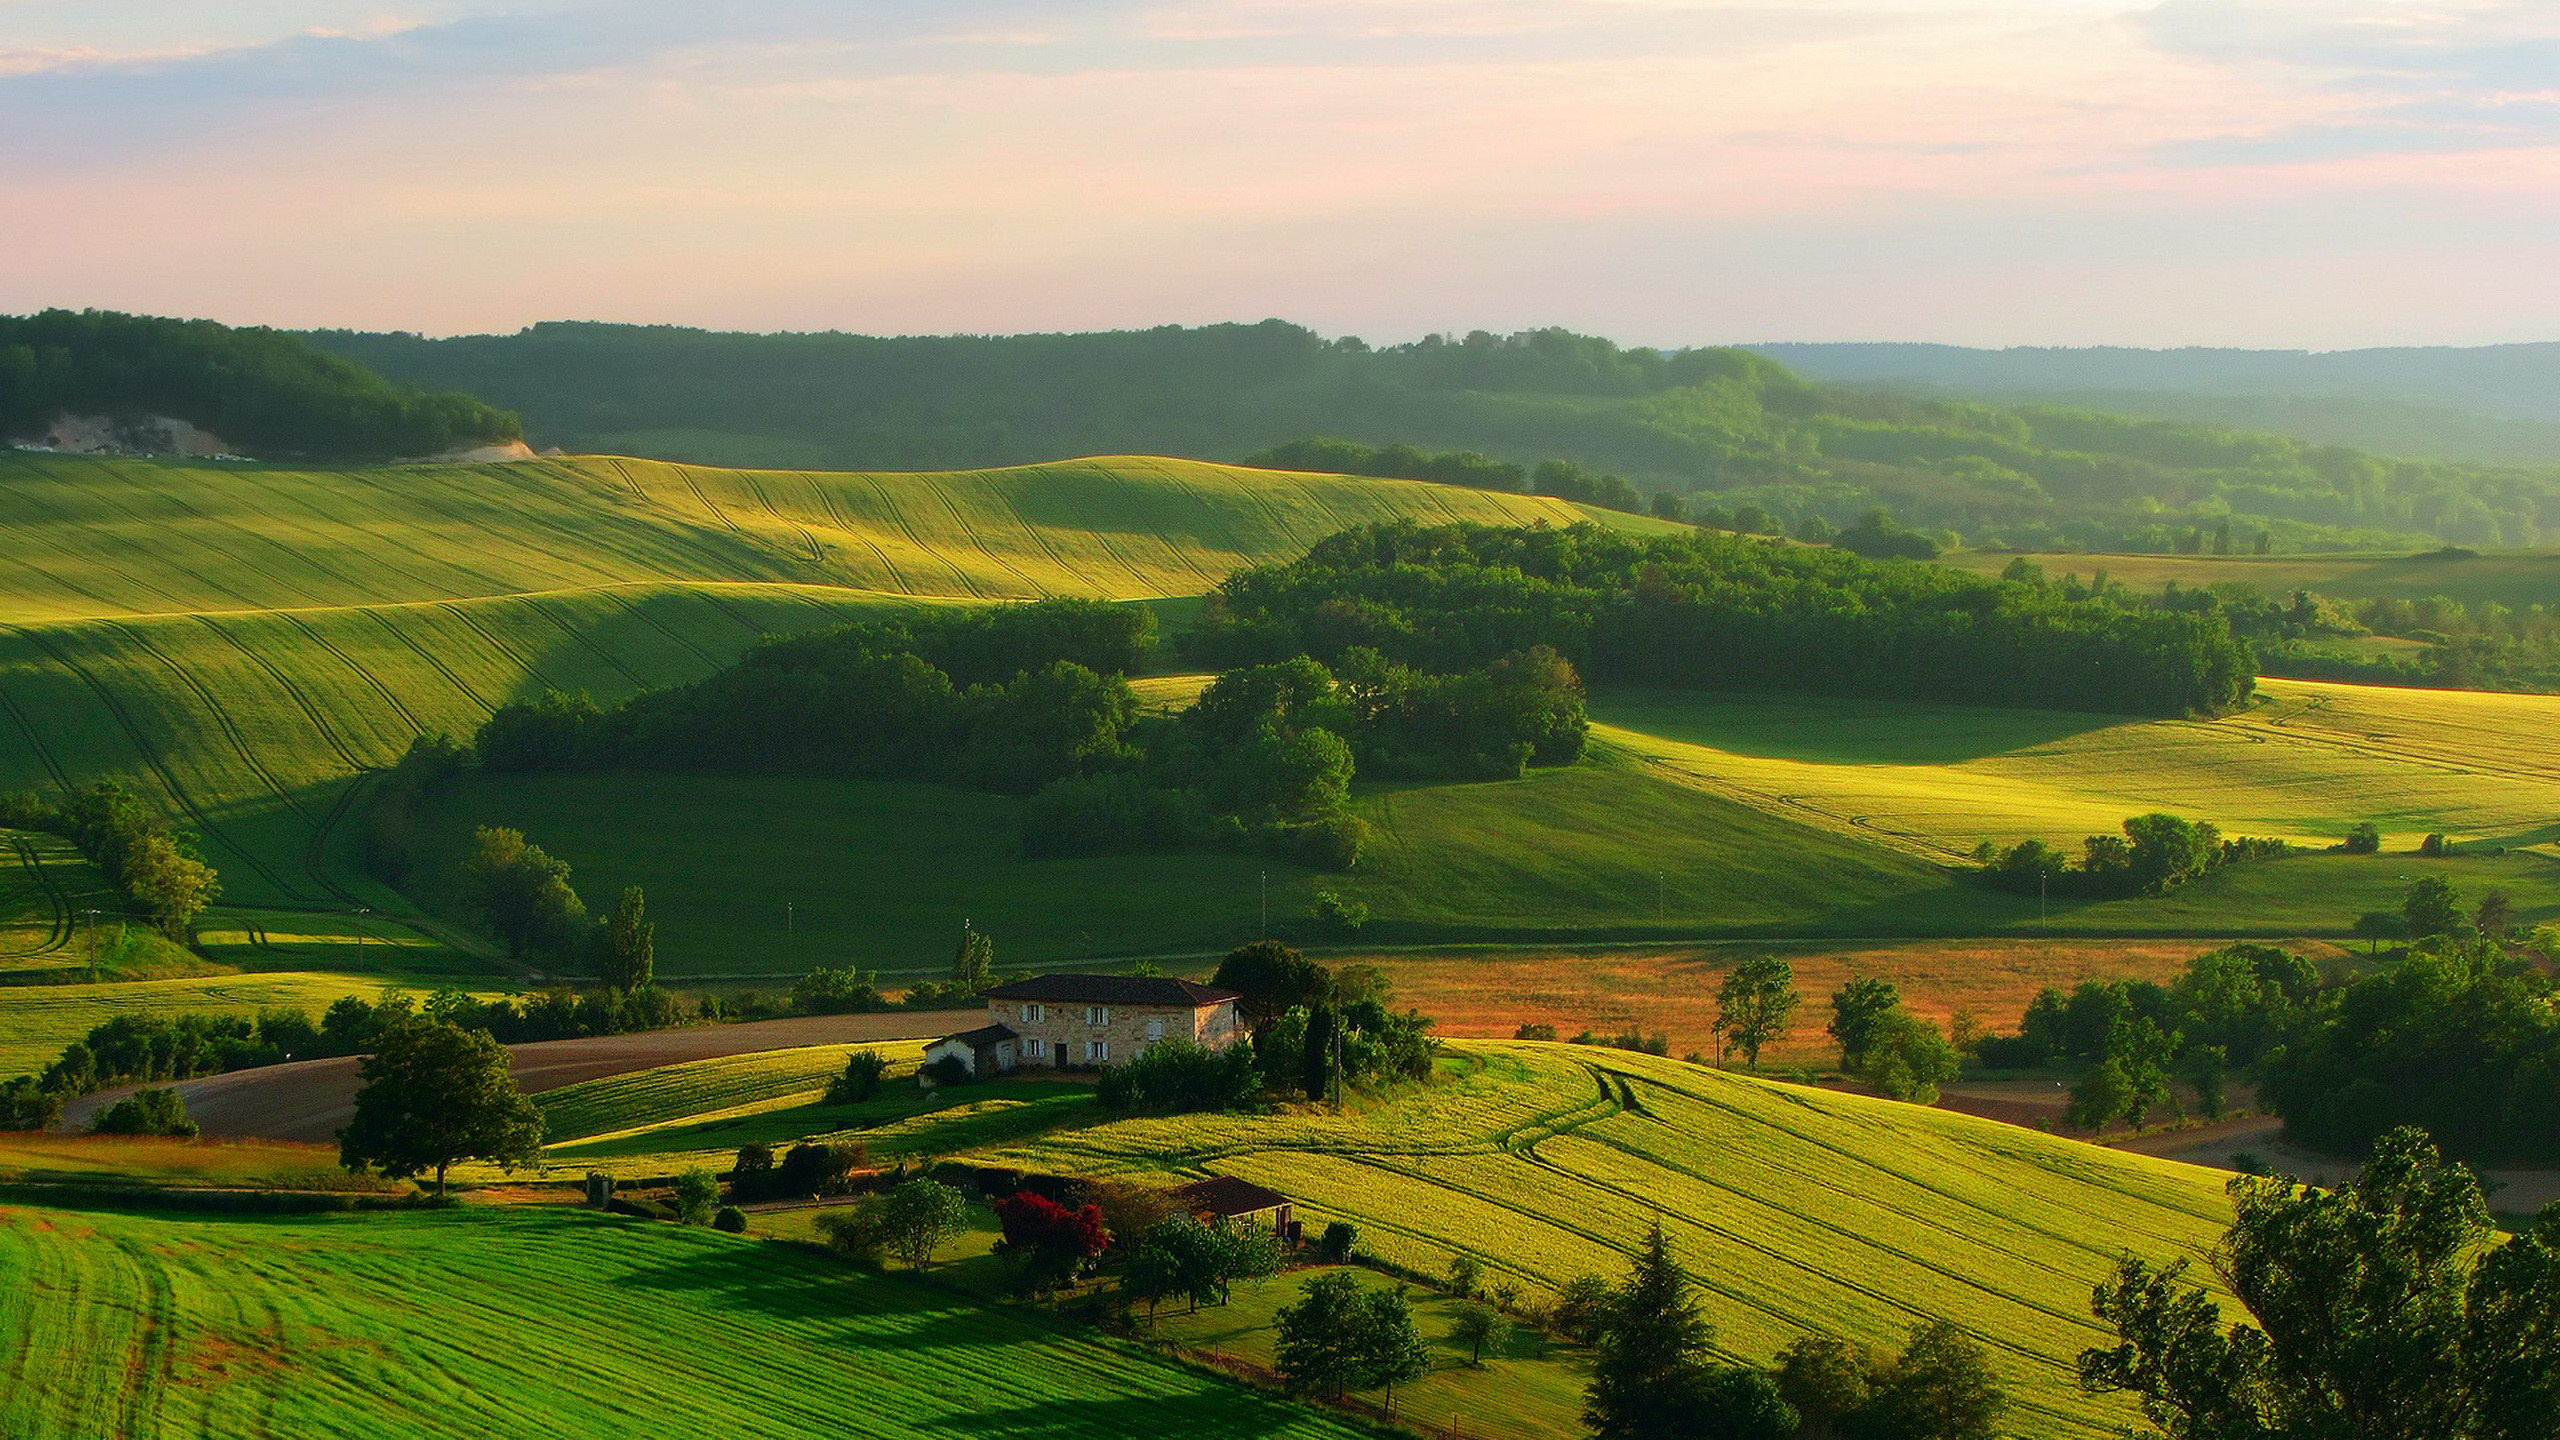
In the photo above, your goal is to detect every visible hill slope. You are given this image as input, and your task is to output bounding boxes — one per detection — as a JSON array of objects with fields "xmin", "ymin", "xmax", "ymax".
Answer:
[{"xmin": 0, "ymin": 1203, "xmax": 1368, "ymax": 1439}]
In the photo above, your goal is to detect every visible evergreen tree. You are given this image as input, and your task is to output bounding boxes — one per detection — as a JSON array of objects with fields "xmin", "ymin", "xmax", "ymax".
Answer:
[
  {"xmin": 601, "ymin": 886, "xmax": 654, "ymax": 994},
  {"xmin": 1585, "ymin": 1223, "xmax": 1716, "ymax": 1438}
]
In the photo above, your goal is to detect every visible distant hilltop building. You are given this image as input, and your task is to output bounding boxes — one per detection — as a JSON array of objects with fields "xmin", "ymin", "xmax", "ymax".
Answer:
[{"xmin": 922, "ymin": 974, "xmax": 1242, "ymax": 1080}]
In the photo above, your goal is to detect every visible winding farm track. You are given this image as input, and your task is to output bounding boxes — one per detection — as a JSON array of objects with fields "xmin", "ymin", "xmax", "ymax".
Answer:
[{"xmin": 54, "ymin": 1009, "xmax": 978, "ymax": 1143}]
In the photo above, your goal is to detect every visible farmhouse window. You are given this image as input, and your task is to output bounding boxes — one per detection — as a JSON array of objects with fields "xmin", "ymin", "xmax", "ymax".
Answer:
[
  {"xmin": 1087, "ymin": 1041, "xmax": 1109, "ymax": 1063},
  {"xmin": 1087, "ymin": 1005, "xmax": 1109, "ymax": 1025},
  {"xmin": 1144, "ymin": 1019, "xmax": 1164, "ymax": 1041},
  {"xmin": 1022, "ymin": 1038, "xmax": 1045, "ymax": 1059},
  {"xmin": 1022, "ymin": 1002, "xmax": 1045, "ymax": 1023}
]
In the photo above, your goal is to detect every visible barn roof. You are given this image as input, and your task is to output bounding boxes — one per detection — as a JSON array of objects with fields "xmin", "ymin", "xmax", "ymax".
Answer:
[
  {"xmin": 1172, "ymin": 1176, "xmax": 1290, "ymax": 1217},
  {"xmin": 933, "ymin": 1023, "xmax": 1017, "ymax": 1048},
  {"xmin": 983, "ymin": 974, "xmax": 1238, "ymax": 1007}
]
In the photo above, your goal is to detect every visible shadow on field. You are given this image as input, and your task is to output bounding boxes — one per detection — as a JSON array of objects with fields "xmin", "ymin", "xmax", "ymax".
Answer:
[
  {"xmin": 607, "ymin": 1236, "xmax": 957, "ymax": 1327},
  {"xmin": 1590, "ymin": 688, "xmax": 2128, "ymax": 766},
  {"xmin": 920, "ymin": 1392, "xmax": 1344, "ymax": 1438}
]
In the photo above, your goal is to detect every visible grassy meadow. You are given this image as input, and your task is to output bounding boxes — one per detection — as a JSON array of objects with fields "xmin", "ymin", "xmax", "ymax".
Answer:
[
  {"xmin": 0, "ymin": 1202, "xmax": 1373, "ymax": 1440},
  {"xmin": 534, "ymin": 1041, "xmax": 918, "ymax": 1145}
]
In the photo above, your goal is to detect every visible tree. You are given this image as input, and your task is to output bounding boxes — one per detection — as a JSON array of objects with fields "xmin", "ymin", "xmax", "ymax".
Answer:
[
  {"xmin": 1303, "ymin": 1004, "xmax": 1337, "ymax": 1102},
  {"xmin": 90, "ymin": 1087, "xmax": 198, "ymax": 1138},
  {"xmin": 1829, "ymin": 978, "xmax": 1901, "ymax": 1070},
  {"xmin": 672, "ymin": 1167, "xmax": 719, "ymax": 1225},
  {"xmin": 600, "ymin": 886, "xmax": 654, "ymax": 993},
  {"xmin": 2070, "ymin": 1058, "xmax": 2136, "ymax": 1132},
  {"xmin": 461, "ymin": 827, "xmax": 587, "ymax": 960},
  {"xmin": 1717, "ymin": 956, "xmax": 1800, "ymax": 1067},
  {"xmin": 2352, "ymin": 910, "xmax": 2408, "ymax": 957},
  {"xmin": 1448, "ymin": 1252, "xmax": 1484, "ymax": 1297},
  {"xmin": 1354, "ymin": 1285, "xmax": 1434, "ymax": 1418},
  {"xmin": 951, "ymin": 922, "xmax": 996, "ymax": 995},
  {"xmin": 337, "ymin": 1021, "xmax": 543, "ymax": 1196},
  {"xmin": 993, "ymin": 1191, "xmax": 1109, "ymax": 1296},
  {"xmin": 2473, "ymin": 890, "xmax": 2513, "ymax": 939},
  {"xmin": 1212, "ymin": 940, "xmax": 1332, "ymax": 1026},
  {"xmin": 2184, "ymin": 1044, "xmax": 2230, "ymax": 1123},
  {"xmin": 1450, "ymin": 1300, "xmax": 1507, "ymax": 1367},
  {"xmin": 1776, "ymin": 1334, "xmax": 1874, "ymax": 1434},
  {"xmin": 1276, "ymin": 1270, "xmax": 1367, "ymax": 1398},
  {"xmin": 2080, "ymin": 1127, "xmax": 2560, "ymax": 1440},
  {"xmin": 1859, "ymin": 1009, "xmax": 1962, "ymax": 1104},
  {"xmin": 1123, "ymin": 1214, "xmax": 1255, "ymax": 1315},
  {"xmin": 875, "ymin": 1177, "xmax": 968, "ymax": 1270},
  {"xmin": 1585, "ymin": 1224, "xmax": 1717, "ymax": 1439},
  {"xmin": 2342, "ymin": 822, "xmax": 2382, "ymax": 855},
  {"xmin": 2404, "ymin": 877, "xmax": 2464, "ymax": 941},
  {"xmin": 1552, "ymin": 1273, "xmax": 1615, "ymax": 1343},
  {"xmin": 1861, "ymin": 1321, "xmax": 2006, "ymax": 1440}
]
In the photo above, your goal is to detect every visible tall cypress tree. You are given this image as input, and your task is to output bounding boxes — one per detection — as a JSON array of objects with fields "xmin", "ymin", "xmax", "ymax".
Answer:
[
  {"xmin": 603, "ymin": 886, "xmax": 654, "ymax": 994},
  {"xmin": 1303, "ymin": 1005, "xmax": 1336, "ymax": 1102},
  {"xmin": 1585, "ymin": 1223, "xmax": 1716, "ymax": 1438}
]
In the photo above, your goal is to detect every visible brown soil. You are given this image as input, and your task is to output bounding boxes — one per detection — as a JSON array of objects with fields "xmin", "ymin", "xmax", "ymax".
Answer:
[{"xmin": 56, "ymin": 1010, "xmax": 976, "ymax": 1144}]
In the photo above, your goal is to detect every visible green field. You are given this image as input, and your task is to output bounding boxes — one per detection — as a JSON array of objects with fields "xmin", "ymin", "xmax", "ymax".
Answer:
[
  {"xmin": 536, "ymin": 1041, "xmax": 918, "ymax": 1144},
  {"xmin": 1940, "ymin": 546, "xmax": 2560, "ymax": 610},
  {"xmin": 0, "ymin": 971, "xmax": 499, "ymax": 1078},
  {"xmin": 0, "ymin": 1202, "xmax": 1371, "ymax": 1439},
  {"xmin": 497, "ymin": 1040, "xmax": 2230, "ymax": 1439},
  {"xmin": 1598, "ymin": 677, "xmax": 2560, "ymax": 860}
]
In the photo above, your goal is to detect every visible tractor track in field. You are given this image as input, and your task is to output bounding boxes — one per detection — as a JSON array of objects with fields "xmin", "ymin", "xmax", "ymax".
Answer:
[
  {"xmin": 433, "ymin": 602, "xmax": 576, "ymax": 697},
  {"xmin": 1128, "ymin": 464, "xmax": 1248, "ymax": 593},
  {"xmin": 97, "ymin": 620, "xmax": 313, "ymax": 822},
  {"xmin": 1037, "ymin": 474, "xmax": 1168, "ymax": 596},
  {"xmin": 6, "ymin": 623, "xmax": 309, "ymax": 902},
  {"xmin": 857, "ymin": 474, "xmax": 990, "ymax": 599},
  {"xmin": 603, "ymin": 590, "xmax": 727, "ymax": 672},
  {"xmin": 1, "ymin": 833, "xmax": 73, "ymax": 957},
  {"xmin": 0, "ymin": 660, "xmax": 77, "ymax": 794},
  {"xmin": 185, "ymin": 615, "xmax": 374, "ymax": 776},
  {"xmin": 518, "ymin": 597, "xmax": 654, "ymax": 693},
  {"xmin": 733, "ymin": 469, "xmax": 828, "ymax": 567},
  {"xmin": 274, "ymin": 611, "xmax": 431, "ymax": 737},
  {"xmin": 918, "ymin": 475, "xmax": 1054, "ymax": 598},
  {"xmin": 987, "ymin": 485, "xmax": 1119, "ymax": 596},
  {"xmin": 792, "ymin": 471, "xmax": 919, "ymax": 595},
  {"xmin": 360, "ymin": 607, "xmax": 495, "ymax": 711}
]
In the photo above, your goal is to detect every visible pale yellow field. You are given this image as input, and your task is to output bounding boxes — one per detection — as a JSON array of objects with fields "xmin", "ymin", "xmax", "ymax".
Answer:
[{"xmin": 1596, "ymin": 677, "xmax": 2560, "ymax": 861}]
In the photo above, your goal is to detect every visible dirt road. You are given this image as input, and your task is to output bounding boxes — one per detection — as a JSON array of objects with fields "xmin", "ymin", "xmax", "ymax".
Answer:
[{"xmin": 57, "ymin": 1010, "xmax": 976, "ymax": 1144}]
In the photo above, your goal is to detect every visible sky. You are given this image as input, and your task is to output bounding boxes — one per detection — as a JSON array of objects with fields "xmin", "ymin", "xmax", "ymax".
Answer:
[{"xmin": 2, "ymin": 0, "xmax": 2555, "ymax": 347}]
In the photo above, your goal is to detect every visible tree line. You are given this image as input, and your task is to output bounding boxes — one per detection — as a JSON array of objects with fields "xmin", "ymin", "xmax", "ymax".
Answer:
[
  {"xmin": 1974, "ymin": 883, "xmax": 2560, "ymax": 1163},
  {"xmin": 1, "ymin": 309, "xmax": 519, "ymax": 460},
  {"xmin": 318, "ymin": 319, "xmax": 2560, "ymax": 552},
  {"xmin": 0, "ymin": 782, "xmax": 220, "ymax": 937},
  {"xmin": 1188, "ymin": 521, "xmax": 2258, "ymax": 718},
  {"xmin": 1978, "ymin": 812, "xmax": 2292, "ymax": 899},
  {"xmin": 1244, "ymin": 436, "xmax": 1657, "ymax": 514}
]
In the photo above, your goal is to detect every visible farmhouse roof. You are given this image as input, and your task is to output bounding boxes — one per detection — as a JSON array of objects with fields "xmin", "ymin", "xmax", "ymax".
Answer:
[
  {"xmin": 1172, "ymin": 1176, "xmax": 1289, "ymax": 1218},
  {"xmin": 935, "ymin": 1023, "xmax": 1018, "ymax": 1048},
  {"xmin": 982, "ymin": 974, "xmax": 1239, "ymax": 1007}
]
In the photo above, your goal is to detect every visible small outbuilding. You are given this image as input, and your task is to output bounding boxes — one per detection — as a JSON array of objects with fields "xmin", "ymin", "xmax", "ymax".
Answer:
[
  {"xmin": 1172, "ymin": 1176, "xmax": 1293, "ymax": 1239},
  {"xmin": 920, "ymin": 1022, "xmax": 1017, "ymax": 1083}
]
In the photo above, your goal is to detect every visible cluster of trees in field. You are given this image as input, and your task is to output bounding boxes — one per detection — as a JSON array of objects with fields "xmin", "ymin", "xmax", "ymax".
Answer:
[
  {"xmin": 317, "ymin": 319, "xmax": 2560, "ymax": 550},
  {"xmin": 2084, "ymin": 1127, "xmax": 2560, "ymax": 1440},
  {"xmin": 1082, "ymin": 943, "xmax": 1433, "ymax": 1113},
  {"xmin": 0, "ymin": 783, "xmax": 219, "ymax": 937},
  {"xmin": 1977, "ymin": 813, "xmax": 2291, "ymax": 899},
  {"xmin": 1190, "ymin": 521, "xmax": 2257, "ymax": 718},
  {"xmin": 459, "ymin": 597, "xmax": 1585, "ymax": 874},
  {"xmin": 1244, "ymin": 437, "xmax": 1655, "ymax": 514},
  {"xmin": 1975, "ymin": 883, "xmax": 2560, "ymax": 1162},
  {"xmin": 1, "ymin": 309, "xmax": 519, "ymax": 460},
  {"xmin": 2007, "ymin": 559, "xmax": 2560, "ymax": 696}
]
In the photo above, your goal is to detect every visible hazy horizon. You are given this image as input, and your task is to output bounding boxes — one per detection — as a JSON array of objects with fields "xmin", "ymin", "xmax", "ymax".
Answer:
[{"xmin": 6, "ymin": 1, "xmax": 2556, "ymax": 349}]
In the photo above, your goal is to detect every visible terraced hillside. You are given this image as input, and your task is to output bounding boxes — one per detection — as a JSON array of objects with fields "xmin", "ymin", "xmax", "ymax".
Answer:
[
  {"xmin": 0, "ymin": 1203, "xmax": 1369, "ymax": 1440},
  {"xmin": 526, "ymin": 1040, "xmax": 2230, "ymax": 1440}
]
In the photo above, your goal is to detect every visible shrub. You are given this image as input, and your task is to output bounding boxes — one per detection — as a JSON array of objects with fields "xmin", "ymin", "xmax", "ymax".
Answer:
[
  {"xmin": 1097, "ymin": 1036, "xmax": 1259, "ymax": 1113},
  {"xmin": 1310, "ymin": 888, "xmax": 1369, "ymax": 934},
  {"xmin": 814, "ymin": 1203, "xmax": 887, "ymax": 1268},
  {"xmin": 2342, "ymin": 822, "xmax": 2382, "ymax": 854},
  {"xmin": 712, "ymin": 1205, "xmax": 748, "ymax": 1233},
  {"xmin": 1550, "ymin": 1273, "xmax": 1614, "ymax": 1343},
  {"xmin": 90, "ymin": 1087, "xmax": 199, "ymax": 1138},
  {"xmin": 921, "ymin": 1054, "xmax": 972, "ymax": 1087},
  {"xmin": 790, "ymin": 965, "xmax": 888, "ymax": 1014},
  {"xmin": 1318, "ymin": 1221, "xmax": 1359, "ymax": 1262},
  {"xmin": 826, "ymin": 1049, "xmax": 890, "ymax": 1103},
  {"xmin": 1512, "ymin": 1021, "xmax": 1559, "ymax": 1041}
]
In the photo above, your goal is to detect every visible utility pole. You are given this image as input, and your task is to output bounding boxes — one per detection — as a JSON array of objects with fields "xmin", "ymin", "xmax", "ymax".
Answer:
[
  {"xmin": 787, "ymin": 901, "xmax": 796, "ymax": 939},
  {"xmin": 1259, "ymin": 870, "xmax": 1267, "ymax": 937},
  {"xmin": 1657, "ymin": 871, "xmax": 1666, "ymax": 924},
  {"xmin": 2039, "ymin": 873, "xmax": 2047, "ymax": 923},
  {"xmin": 353, "ymin": 905, "xmax": 371, "ymax": 957}
]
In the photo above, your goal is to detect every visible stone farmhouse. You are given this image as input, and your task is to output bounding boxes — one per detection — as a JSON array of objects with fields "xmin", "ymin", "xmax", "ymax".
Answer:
[{"xmin": 921, "ymin": 974, "xmax": 1243, "ymax": 1079}]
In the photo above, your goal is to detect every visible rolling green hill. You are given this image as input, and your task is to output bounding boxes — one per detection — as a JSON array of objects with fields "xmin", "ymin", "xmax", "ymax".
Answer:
[
  {"xmin": 513, "ymin": 1039, "xmax": 2232, "ymax": 1440},
  {"xmin": 1940, "ymin": 545, "xmax": 2560, "ymax": 612},
  {"xmin": 0, "ymin": 1202, "xmax": 1370, "ymax": 1439}
]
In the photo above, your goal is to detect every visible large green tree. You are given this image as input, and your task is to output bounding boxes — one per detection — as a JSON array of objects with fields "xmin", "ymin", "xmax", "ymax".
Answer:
[
  {"xmin": 2080, "ymin": 1127, "xmax": 2560, "ymax": 1440},
  {"xmin": 336, "ymin": 1021, "xmax": 543, "ymax": 1196},
  {"xmin": 462, "ymin": 826, "xmax": 586, "ymax": 960},
  {"xmin": 1717, "ymin": 955, "xmax": 1800, "ymax": 1067},
  {"xmin": 600, "ymin": 885, "xmax": 654, "ymax": 993},
  {"xmin": 1586, "ymin": 1224, "xmax": 1719, "ymax": 1438},
  {"xmin": 1829, "ymin": 978, "xmax": 1903, "ymax": 1071}
]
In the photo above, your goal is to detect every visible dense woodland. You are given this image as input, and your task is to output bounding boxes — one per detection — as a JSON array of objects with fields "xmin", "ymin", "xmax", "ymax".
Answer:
[
  {"xmin": 315, "ymin": 320, "xmax": 2560, "ymax": 551},
  {"xmin": 1189, "ymin": 522, "xmax": 2257, "ymax": 718},
  {"xmin": 1, "ymin": 309, "xmax": 519, "ymax": 460}
]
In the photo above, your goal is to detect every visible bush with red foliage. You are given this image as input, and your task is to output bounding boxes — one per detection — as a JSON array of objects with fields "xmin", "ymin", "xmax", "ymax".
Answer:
[{"xmin": 993, "ymin": 1191, "xmax": 1110, "ymax": 1295}]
